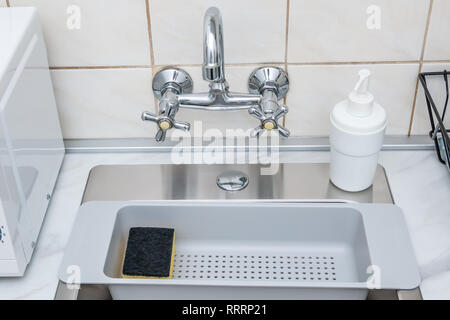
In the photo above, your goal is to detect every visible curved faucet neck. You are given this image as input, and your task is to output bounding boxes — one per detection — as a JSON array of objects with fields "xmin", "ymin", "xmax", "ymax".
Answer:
[{"xmin": 202, "ymin": 7, "xmax": 225, "ymax": 84}]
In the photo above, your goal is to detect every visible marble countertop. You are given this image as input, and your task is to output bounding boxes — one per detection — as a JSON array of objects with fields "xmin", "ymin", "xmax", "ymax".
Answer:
[{"xmin": 1, "ymin": 150, "xmax": 449, "ymax": 299}]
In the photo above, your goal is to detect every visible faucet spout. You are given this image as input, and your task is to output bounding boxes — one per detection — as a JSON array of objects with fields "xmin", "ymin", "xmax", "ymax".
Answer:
[{"xmin": 203, "ymin": 7, "xmax": 225, "ymax": 83}]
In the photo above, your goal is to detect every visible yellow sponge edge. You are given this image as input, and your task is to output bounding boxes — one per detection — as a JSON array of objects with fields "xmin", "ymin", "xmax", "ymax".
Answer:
[{"xmin": 121, "ymin": 234, "xmax": 175, "ymax": 279}]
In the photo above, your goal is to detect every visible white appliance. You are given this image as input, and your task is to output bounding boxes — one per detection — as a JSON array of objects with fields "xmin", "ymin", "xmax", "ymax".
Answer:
[{"xmin": 0, "ymin": 7, "xmax": 64, "ymax": 276}]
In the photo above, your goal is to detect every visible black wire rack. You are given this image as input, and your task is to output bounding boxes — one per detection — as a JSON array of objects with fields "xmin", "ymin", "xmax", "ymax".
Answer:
[{"xmin": 419, "ymin": 71, "xmax": 450, "ymax": 172}]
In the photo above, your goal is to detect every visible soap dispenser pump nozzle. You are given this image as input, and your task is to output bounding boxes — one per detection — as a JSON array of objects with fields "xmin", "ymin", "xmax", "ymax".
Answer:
[
  {"xmin": 354, "ymin": 69, "xmax": 371, "ymax": 94},
  {"xmin": 348, "ymin": 69, "xmax": 374, "ymax": 117}
]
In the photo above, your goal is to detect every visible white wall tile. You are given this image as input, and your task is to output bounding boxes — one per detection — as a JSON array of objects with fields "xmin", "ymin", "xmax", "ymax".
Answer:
[
  {"xmin": 4, "ymin": 0, "xmax": 435, "ymax": 139},
  {"xmin": 51, "ymin": 68, "xmax": 156, "ymax": 139},
  {"xmin": 286, "ymin": 63, "xmax": 420, "ymax": 136},
  {"xmin": 424, "ymin": 0, "xmax": 450, "ymax": 60},
  {"xmin": 10, "ymin": 0, "xmax": 151, "ymax": 67},
  {"xmin": 288, "ymin": 0, "xmax": 429, "ymax": 63},
  {"xmin": 411, "ymin": 63, "xmax": 450, "ymax": 135},
  {"xmin": 149, "ymin": 0, "xmax": 286, "ymax": 65},
  {"xmin": 166, "ymin": 65, "xmax": 283, "ymax": 137}
]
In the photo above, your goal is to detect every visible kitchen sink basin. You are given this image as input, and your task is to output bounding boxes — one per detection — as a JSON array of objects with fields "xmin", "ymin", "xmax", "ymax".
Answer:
[{"xmin": 56, "ymin": 163, "xmax": 421, "ymax": 300}]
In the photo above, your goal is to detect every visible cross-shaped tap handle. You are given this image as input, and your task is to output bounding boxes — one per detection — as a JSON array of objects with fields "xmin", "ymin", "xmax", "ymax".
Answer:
[
  {"xmin": 248, "ymin": 104, "xmax": 290, "ymax": 138},
  {"xmin": 142, "ymin": 111, "xmax": 190, "ymax": 142}
]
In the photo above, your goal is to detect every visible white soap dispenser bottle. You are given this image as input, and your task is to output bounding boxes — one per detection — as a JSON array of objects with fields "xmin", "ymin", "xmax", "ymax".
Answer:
[{"xmin": 329, "ymin": 69, "xmax": 387, "ymax": 192}]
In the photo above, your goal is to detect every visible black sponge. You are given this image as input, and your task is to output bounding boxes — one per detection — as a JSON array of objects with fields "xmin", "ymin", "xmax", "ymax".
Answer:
[{"xmin": 122, "ymin": 227, "xmax": 175, "ymax": 279}]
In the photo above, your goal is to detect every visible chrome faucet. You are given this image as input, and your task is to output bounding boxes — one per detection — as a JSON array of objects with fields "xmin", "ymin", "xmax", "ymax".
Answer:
[{"xmin": 142, "ymin": 7, "xmax": 290, "ymax": 142}]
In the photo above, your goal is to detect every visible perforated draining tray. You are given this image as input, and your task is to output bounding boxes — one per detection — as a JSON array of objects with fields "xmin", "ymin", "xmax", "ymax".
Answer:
[
  {"xmin": 59, "ymin": 201, "xmax": 421, "ymax": 300},
  {"xmin": 172, "ymin": 253, "xmax": 338, "ymax": 282}
]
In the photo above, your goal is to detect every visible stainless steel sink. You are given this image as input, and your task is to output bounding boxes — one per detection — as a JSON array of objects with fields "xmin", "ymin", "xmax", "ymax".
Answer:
[
  {"xmin": 82, "ymin": 163, "xmax": 393, "ymax": 203},
  {"xmin": 55, "ymin": 163, "xmax": 422, "ymax": 300}
]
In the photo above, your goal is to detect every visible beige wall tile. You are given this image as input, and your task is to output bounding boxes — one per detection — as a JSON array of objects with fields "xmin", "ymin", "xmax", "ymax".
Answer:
[
  {"xmin": 149, "ymin": 0, "xmax": 286, "ymax": 65},
  {"xmin": 11, "ymin": 0, "xmax": 151, "ymax": 67},
  {"xmin": 51, "ymin": 68, "xmax": 156, "ymax": 139},
  {"xmin": 3, "ymin": 1, "xmax": 436, "ymax": 139},
  {"xmin": 424, "ymin": 0, "xmax": 450, "ymax": 61},
  {"xmin": 288, "ymin": 0, "xmax": 429, "ymax": 63},
  {"xmin": 411, "ymin": 63, "xmax": 450, "ymax": 135},
  {"xmin": 286, "ymin": 63, "xmax": 420, "ymax": 136}
]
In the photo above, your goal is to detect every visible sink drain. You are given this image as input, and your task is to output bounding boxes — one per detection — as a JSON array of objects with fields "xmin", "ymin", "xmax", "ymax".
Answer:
[{"xmin": 216, "ymin": 170, "xmax": 249, "ymax": 191}]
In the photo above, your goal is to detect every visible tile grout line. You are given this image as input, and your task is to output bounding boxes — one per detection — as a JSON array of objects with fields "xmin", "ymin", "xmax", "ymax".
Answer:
[
  {"xmin": 48, "ymin": 60, "xmax": 429, "ymax": 71},
  {"xmin": 423, "ymin": 59, "xmax": 450, "ymax": 63},
  {"xmin": 284, "ymin": 0, "xmax": 290, "ymax": 66},
  {"xmin": 145, "ymin": 0, "xmax": 155, "ymax": 68},
  {"xmin": 407, "ymin": 0, "xmax": 434, "ymax": 136},
  {"xmin": 283, "ymin": 0, "xmax": 290, "ymax": 128},
  {"xmin": 49, "ymin": 65, "xmax": 152, "ymax": 70},
  {"xmin": 288, "ymin": 60, "xmax": 421, "ymax": 66},
  {"xmin": 144, "ymin": 0, "xmax": 159, "ymax": 113}
]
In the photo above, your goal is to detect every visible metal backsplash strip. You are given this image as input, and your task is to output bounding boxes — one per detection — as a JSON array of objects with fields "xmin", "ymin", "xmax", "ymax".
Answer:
[{"xmin": 64, "ymin": 135, "xmax": 433, "ymax": 154}]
